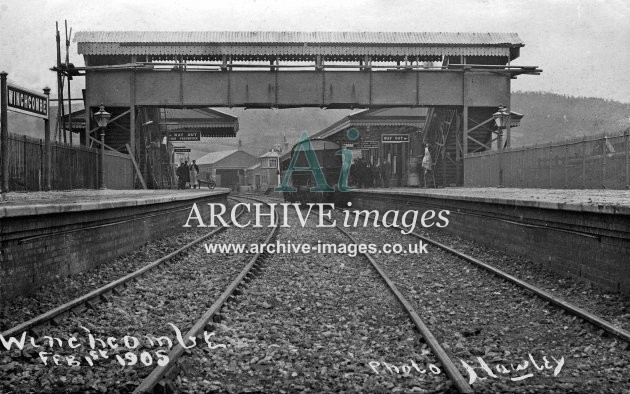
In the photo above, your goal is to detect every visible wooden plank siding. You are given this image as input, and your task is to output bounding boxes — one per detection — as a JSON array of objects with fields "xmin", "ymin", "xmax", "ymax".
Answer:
[{"xmin": 7, "ymin": 132, "xmax": 134, "ymax": 191}]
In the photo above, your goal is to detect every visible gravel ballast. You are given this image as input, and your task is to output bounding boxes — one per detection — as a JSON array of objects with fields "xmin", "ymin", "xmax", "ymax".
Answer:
[
  {"xmin": 0, "ymin": 208, "xmax": 272, "ymax": 393},
  {"xmin": 339, "ymin": 212, "xmax": 630, "ymax": 393},
  {"xmin": 176, "ymin": 207, "xmax": 450, "ymax": 393}
]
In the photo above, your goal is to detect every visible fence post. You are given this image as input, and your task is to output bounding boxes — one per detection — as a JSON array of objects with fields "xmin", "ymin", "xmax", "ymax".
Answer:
[
  {"xmin": 23, "ymin": 135, "xmax": 28, "ymax": 190},
  {"xmin": 547, "ymin": 145, "xmax": 551, "ymax": 189},
  {"xmin": 602, "ymin": 136, "xmax": 607, "ymax": 189},
  {"xmin": 39, "ymin": 139, "xmax": 43, "ymax": 190},
  {"xmin": 625, "ymin": 128, "xmax": 629, "ymax": 189},
  {"xmin": 564, "ymin": 143, "xmax": 569, "ymax": 189},
  {"xmin": 534, "ymin": 144, "xmax": 538, "ymax": 187},
  {"xmin": 581, "ymin": 136, "xmax": 586, "ymax": 189}
]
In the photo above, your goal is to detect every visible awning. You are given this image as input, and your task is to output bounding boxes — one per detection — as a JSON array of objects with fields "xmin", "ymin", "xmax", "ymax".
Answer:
[{"xmin": 161, "ymin": 108, "xmax": 239, "ymax": 138}]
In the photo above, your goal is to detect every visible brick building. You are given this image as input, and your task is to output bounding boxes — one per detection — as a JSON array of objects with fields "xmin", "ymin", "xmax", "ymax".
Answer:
[
  {"xmin": 196, "ymin": 148, "xmax": 258, "ymax": 190},
  {"xmin": 245, "ymin": 151, "xmax": 280, "ymax": 191},
  {"xmin": 310, "ymin": 108, "xmax": 427, "ymax": 187}
]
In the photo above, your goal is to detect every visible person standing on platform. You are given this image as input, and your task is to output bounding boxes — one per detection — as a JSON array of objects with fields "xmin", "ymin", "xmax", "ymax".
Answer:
[
  {"xmin": 176, "ymin": 162, "xmax": 187, "ymax": 189},
  {"xmin": 182, "ymin": 160, "xmax": 191, "ymax": 188},
  {"xmin": 190, "ymin": 160, "xmax": 199, "ymax": 189},
  {"xmin": 422, "ymin": 146, "xmax": 433, "ymax": 188}
]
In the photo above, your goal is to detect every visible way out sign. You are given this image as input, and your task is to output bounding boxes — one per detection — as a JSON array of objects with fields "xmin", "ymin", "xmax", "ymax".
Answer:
[
  {"xmin": 382, "ymin": 134, "xmax": 409, "ymax": 143},
  {"xmin": 170, "ymin": 131, "xmax": 200, "ymax": 141},
  {"xmin": 7, "ymin": 84, "xmax": 48, "ymax": 119}
]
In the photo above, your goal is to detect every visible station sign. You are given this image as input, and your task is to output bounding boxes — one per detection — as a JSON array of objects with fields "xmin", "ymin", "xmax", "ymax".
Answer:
[
  {"xmin": 6, "ymin": 84, "xmax": 48, "ymax": 119},
  {"xmin": 173, "ymin": 147, "xmax": 191, "ymax": 153},
  {"xmin": 381, "ymin": 134, "xmax": 409, "ymax": 143},
  {"xmin": 343, "ymin": 140, "xmax": 379, "ymax": 150},
  {"xmin": 170, "ymin": 131, "xmax": 200, "ymax": 141},
  {"xmin": 358, "ymin": 140, "xmax": 379, "ymax": 149}
]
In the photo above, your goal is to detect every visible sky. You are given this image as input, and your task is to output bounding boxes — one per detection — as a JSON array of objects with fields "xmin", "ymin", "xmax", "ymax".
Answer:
[{"xmin": 0, "ymin": 0, "xmax": 629, "ymax": 103}]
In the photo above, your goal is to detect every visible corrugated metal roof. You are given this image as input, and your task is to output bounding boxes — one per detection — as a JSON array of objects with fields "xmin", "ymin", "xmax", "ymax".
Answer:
[
  {"xmin": 195, "ymin": 149, "xmax": 238, "ymax": 165},
  {"xmin": 74, "ymin": 31, "xmax": 523, "ymax": 46},
  {"xmin": 163, "ymin": 108, "xmax": 238, "ymax": 121},
  {"xmin": 312, "ymin": 108, "xmax": 426, "ymax": 140},
  {"xmin": 162, "ymin": 108, "xmax": 238, "ymax": 137}
]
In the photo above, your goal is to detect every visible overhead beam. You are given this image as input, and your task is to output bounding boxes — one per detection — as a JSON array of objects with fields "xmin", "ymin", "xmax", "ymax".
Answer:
[{"xmin": 85, "ymin": 69, "xmax": 510, "ymax": 109}]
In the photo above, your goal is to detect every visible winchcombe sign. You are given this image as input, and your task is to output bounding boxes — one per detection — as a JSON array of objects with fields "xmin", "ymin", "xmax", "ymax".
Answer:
[{"xmin": 7, "ymin": 84, "xmax": 48, "ymax": 119}]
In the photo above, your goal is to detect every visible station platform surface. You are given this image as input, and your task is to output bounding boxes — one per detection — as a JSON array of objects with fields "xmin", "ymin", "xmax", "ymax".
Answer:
[
  {"xmin": 1, "ymin": 188, "xmax": 231, "ymax": 300},
  {"xmin": 0, "ymin": 188, "xmax": 231, "ymax": 217},
  {"xmin": 351, "ymin": 187, "xmax": 630, "ymax": 293},
  {"xmin": 358, "ymin": 187, "xmax": 630, "ymax": 214}
]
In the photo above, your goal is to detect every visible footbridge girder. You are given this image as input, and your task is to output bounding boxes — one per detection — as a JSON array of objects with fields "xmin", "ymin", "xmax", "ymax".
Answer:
[
  {"xmin": 84, "ymin": 68, "xmax": 512, "ymax": 109},
  {"xmin": 66, "ymin": 31, "xmax": 540, "ymax": 189}
]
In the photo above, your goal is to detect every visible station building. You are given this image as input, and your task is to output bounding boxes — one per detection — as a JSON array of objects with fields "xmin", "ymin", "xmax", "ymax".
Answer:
[
  {"xmin": 61, "ymin": 107, "xmax": 239, "ymax": 188},
  {"xmin": 244, "ymin": 150, "xmax": 281, "ymax": 191},
  {"xmin": 195, "ymin": 148, "xmax": 258, "ymax": 190},
  {"xmin": 308, "ymin": 108, "xmax": 427, "ymax": 187}
]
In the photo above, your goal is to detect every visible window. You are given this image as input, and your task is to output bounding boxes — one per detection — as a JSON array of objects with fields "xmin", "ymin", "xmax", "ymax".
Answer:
[{"xmin": 269, "ymin": 158, "xmax": 277, "ymax": 168}]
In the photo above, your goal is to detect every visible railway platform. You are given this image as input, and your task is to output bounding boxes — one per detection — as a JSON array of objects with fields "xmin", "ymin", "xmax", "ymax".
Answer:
[
  {"xmin": 350, "ymin": 187, "xmax": 630, "ymax": 294},
  {"xmin": 0, "ymin": 189, "xmax": 229, "ymax": 301}
]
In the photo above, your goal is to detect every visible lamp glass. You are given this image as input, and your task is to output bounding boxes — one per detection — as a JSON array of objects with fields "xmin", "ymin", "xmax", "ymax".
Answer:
[
  {"xmin": 94, "ymin": 105, "xmax": 111, "ymax": 128},
  {"xmin": 493, "ymin": 111, "xmax": 503, "ymax": 128}
]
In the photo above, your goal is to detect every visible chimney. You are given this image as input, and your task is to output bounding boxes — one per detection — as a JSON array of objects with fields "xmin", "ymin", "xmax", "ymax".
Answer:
[{"xmin": 238, "ymin": 138, "xmax": 242, "ymax": 151}]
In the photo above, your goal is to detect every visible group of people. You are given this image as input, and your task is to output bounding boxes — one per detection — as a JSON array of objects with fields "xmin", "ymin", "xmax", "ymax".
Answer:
[
  {"xmin": 349, "ymin": 147, "xmax": 434, "ymax": 188},
  {"xmin": 176, "ymin": 160, "xmax": 200, "ymax": 189},
  {"xmin": 350, "ymin": 157, "xmax": 379, "ymax": 188}
]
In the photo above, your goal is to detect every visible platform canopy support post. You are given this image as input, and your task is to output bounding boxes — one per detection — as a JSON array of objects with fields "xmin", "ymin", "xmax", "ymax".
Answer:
[
  {"xmin": 506, "ymin": 78, "xmax": 512, "ymax": 149},
  {"xmin": 84, "ymin": 91, "xmax": 90, "ymax": 147},
  {"xmin": 129, "ymin": 55, "xmax": 137, "ymax": 169},
  {"xmin": 1, "ymin": 71, "xmax": 8, "ymax": 198},
  {"xmin": 462, "ymin": 66, "xmax": 469, "ymax": 186}
]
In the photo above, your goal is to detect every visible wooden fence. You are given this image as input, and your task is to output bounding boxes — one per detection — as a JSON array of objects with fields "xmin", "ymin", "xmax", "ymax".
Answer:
[
  {"xmin": 7, "ymin": 132, "xmax": 134, "ymax": 191},
  {"xmin": 464, "ymin": 129, "xmax": 630, "ymax": 190}
]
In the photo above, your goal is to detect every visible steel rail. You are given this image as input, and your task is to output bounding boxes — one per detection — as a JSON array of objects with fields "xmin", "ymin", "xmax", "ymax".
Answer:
[
  {"xmin": 134, "ymin": 197, "xmax": 279, "ymax": 394},
  {"xmin": 332, "ymin": 222, "xmax": 474, "ymax": 394},
  {"xmin": 1, "ymin": 198, "xmax": 245, "ymax": 339},
  {"xmin": 348, "ymin": 205, "xmax": 630, "ymax": 343},
  {"xmin": 406, "ymin": 229, "xmax": 630, "ymax": 343}
]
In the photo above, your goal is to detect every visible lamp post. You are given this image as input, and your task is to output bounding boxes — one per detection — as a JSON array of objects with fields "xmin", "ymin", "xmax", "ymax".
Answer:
[
  {"xmin": 492, "ymin": 105, "xmax": 510, "ymax": 187},
  {"xmin": 94, "ymin": 104, "xmax": 111, "ymax": 189},
  {"xmin": 273, "ymin": 143, "xmax": 282, "ymax": 188},
  {"xmin": 43, "ymin": 87, "xmax": 51, "ymax": 191}
]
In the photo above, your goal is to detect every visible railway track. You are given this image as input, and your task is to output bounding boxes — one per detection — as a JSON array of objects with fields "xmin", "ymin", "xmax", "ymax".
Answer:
[
  {"xmin": 1, "ymin": 199, "xmax": 246, "ymax": 340},
  {"xmin": 337, "ymin": 207, "xmax": 630, "ymax": 392},
  {"xmin": 337, "ymin": 206, "xmax": 630, "ymax": 342},
  {"xmin": 331, "ymin": 221, "xmax": 474, "ymax": 393},
  {"xmin": 164, "ymin": 195, "xmax": 453, "ymax": 393},
  {"xmin": 404, "ymin": 229, "xmax": 630, "ymax": 343},
  {"xmin": 0, "ymin": 197, "xmax": 278, "ymax": 393},
  {"xmin": 211, "ymin": 194, "xmax": 630, "ymax": 392},
  {"xmin": 134, "ymin": 197, "xmax": 279, "ymax": 393},
  {"xmin": 3, "ymin": 195, "xmax": 627, "ymax": 392}
]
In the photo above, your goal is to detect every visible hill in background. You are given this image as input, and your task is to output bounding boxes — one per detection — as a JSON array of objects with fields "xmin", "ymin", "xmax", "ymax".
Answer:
[
  {"xmin": 223, "ymin": 93, "xmax": 630, "ymax": 153},
  {"xmin": 4, "ymin": 93, "xmax": 628, "ymax": 156},
  {"xmin": 510, "ymin": 92, "xmax": 630, "ymax": 146}
]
